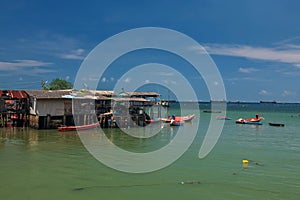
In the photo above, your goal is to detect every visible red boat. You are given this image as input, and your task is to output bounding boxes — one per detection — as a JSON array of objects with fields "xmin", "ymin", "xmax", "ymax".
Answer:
[
  {"xmin": 176, "ymin": 114, "xmax": 195, "ymax": 122},
  {"xmin": 170, "ymin": 120, "xmax": 184, "ymax": 126},
  {"xmin": 216, "ymin": 116, "xmax": 232, "ymax": 120},
  {"xmin": 161, "ymin": 114, "xmax": 195, "ymax": 123},
  {"xmin": 58, "ymin": 122, "xmax": 100, "ymax": 131},
  {"xmin": 235, "ymin": 117, "xmax": 264, "ymax": 125},
  {"xmin": 145, "ymin": 119, "xmax": 161, "ymax": 124}
]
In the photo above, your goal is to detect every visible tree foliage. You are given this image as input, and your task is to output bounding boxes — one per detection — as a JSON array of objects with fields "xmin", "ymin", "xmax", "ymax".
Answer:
[{"xmin": 43, "ymin": 78, "xmax": 73, "ymax": 90}]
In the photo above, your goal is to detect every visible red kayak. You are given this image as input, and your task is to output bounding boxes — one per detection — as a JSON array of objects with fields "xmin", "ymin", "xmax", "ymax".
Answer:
[
  {"xmin": 58, "ymin": 122, "xmax": 100, "ymax": 131},
  {"xmin": 161, "ymin": 114, "xmax": 195, "ymax": 123}
]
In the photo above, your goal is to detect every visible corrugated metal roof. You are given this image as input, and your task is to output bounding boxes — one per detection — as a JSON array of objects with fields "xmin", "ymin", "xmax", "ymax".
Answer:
[
  {"xmin": 25, "ymin": 90, "xmax": 72, "ymax": 99},
  {"xmin": 84, "ymin": 90, "xmax": 116, "ymax": 97},
  {"xmin": 111, "ymin": 97, "xmax": 150, "ymax": 102},
  {"xmin": 0, "ymin": 90, "xmax": 28, "ymax": 99},
  {"xmin": 119, "ymin": 92, "xmax": 160, "ymax": 97},
  {"xmin": 25, "ymin": 90, "xmax": 110, "ymax": 100},
  {"xmin": 69, "ymin": 92, "xmax": 109, "ymax": 100}
]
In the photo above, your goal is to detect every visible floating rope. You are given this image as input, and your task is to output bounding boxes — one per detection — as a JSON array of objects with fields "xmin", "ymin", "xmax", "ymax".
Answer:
[{"xmin": 73, "ymin": 180, "xmax": 201, "ymax": 191}]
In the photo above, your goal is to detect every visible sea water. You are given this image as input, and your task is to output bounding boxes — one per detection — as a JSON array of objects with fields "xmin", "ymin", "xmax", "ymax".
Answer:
[{"xmin": 0, "ymin": 103, "xmax": 299, "ymax": 200}]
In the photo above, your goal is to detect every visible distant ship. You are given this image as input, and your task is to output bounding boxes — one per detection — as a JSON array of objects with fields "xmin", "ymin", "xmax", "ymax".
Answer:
[
  {"xmin": 260, "ymin": 100, "xmax": 277, "ymax": 104},
  {"xmin": 210, "ymin": 100, "xmax": 227, "ymax": 103}
]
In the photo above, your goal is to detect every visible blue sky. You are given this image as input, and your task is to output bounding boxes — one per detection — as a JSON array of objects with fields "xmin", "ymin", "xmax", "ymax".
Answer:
[{"xmin": 1, "ymin": 0, "xmax": 300, "ymax": 102}]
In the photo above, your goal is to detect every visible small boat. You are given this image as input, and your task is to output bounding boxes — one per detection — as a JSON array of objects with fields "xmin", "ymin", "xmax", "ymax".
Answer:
[
  {"xmin": 161, "ymin": 114, "xmax": 195, "ymax": 123},
  {"xmin": 216, "ymin": 116, "xmax": 232, "ymax": 120},
  {"xmin": 58, "ymin": 122, "xmax": 100, "ymax": 131},
  {"xmin": 235, "ymin": 117, "xmax": 263, "ymax": 125},
  {"xmin": 269, "ymin": 123, "xmax": 285, "ymax": 127},
  {"xmin": 174, "ymin": 114, "xmax": 195, "ymax": 122},
  {"xmin": 145, "ymin": 118, "xmax": 161, "ymax": 124},
  {"xmin": 260, "ymin": 100, "xmax": 277, "ymax": 104},
  {"xmin": 170, "ymin": 121, "xmax": 184, "ymax": 126},
  {"xmin": 203, "ymin": 110, "xmax": 221, "ymax": 113}
]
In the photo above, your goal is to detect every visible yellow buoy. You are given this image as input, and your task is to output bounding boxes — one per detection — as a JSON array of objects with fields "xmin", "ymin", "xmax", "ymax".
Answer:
[{"xmin": 242, "ymin": 159, "xmax": 249, "ymax": 167}]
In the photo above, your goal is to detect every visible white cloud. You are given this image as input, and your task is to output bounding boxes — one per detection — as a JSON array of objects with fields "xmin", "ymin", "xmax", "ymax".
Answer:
[
  {"xmin": 6, "ymin": 33, "xmax": 84, "ymax": 60},
  {"xmin": 199, "ymin": 43, "xmax": 300, "ymax": 68},
  {"xmin": 145, "ymin": 79, "xmax": 150, "ymax": 83},
  {"xmin": 171, "ymin": 80, "xmax": 177, "ymax": 85},
  {"xmin": 29, "ymin": 68, "xmax": 57, "ymax": 74},
  {"xmin": 0, "ymin": 60, "xmax": 52, "ymax": 70},
  {"xmin": 124, "ymin": 77, "xmax": 131, "ymax": 83},
  {"xmin": 238, "ymin": 67, "xmax": 259, "ymax": 73},
  {"xmin": 295, "ymin": 64, "xmax": 300, "ymax": 67},
  {"xmin": 88, "ymin": 77, "xmax": 99, "ymax": 81},
  {"xmin": 158, "ymin": 72, "xmax": 174, "ymax": 76},
  {"xmin": 282, "ymin": 90, "xmax": 295, "ymax": 97},
  {"xmin": 101, "ymin": 77, "xmax": 106, "ymax": 82},
  {"xmin": 59, "ymin": 48, "xmax": 85, "ymax": 60},
  {"xmin": 259, "ymin": 89, "xmax": 269, "ymax": 95},
  {"xmin": 163, "ymin": 80, "xmax": 175, "ymax": 85}
]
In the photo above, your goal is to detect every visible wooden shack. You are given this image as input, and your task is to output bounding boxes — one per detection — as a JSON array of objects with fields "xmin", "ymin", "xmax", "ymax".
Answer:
[
  {"xmin": 107, "ymin": 91, "xmax": 161, "ymax": 128},
  {"xmin": 25, "ymin": 89, "xmax": 113, "ymax": 129},
  {"xmin": 71, "ymin": 90, "xmax": 111, "ymax": 126},
  {"xmin": 25, "ymin": 90, "xmax": 73, "ymax": 129},
  {"xmin": 0, "ymin": 89, "xmax": 161, "ymax": 129},
  {"xmin": 0, "ymin": 90, "xmax": 29, "ymax": 127}
]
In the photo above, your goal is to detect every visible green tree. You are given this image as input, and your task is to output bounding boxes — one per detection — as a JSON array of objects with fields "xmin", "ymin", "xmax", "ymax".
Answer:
[{"xmin": 43, "ymin": 78, "xmax": 73, "ymax": 90}]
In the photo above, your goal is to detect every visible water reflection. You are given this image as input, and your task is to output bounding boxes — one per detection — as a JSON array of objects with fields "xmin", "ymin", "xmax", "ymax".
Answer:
[{"xmin": 0, "ymin": 127, "xmax": 39, "ymax": 146}]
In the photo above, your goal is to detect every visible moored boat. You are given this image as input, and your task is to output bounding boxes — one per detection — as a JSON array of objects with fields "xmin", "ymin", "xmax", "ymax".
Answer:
[
  {"xmin": 174, "ymin": 114, "xmax": 195, "ymax": 122},
  {"xmin": 203, "ymin": 110, "xmax": 221, "ymax": 113},
  {"xmin": 235, "ymin": 116, "xmax": 264, "ymax": 125},
  {"xmin": 160, "ymin": 114, "xmax": 195, "ymax": 123},
  {"xmin": 58, "ymin": 122, "xmax": 100, "ymax": 131},
  {"xmin": 236, "ymin": 118, "xmax": 263, "ymax": 125},
  {"xmin": 216, "ymin": 116, "xmax": 232, "ymax": 120},
  {"xmin": 269, "ymin": 122, "xmax": 285, "ymax": 127},
  {"xmin": 170, "ymin": 121, "xmax": 184, "ymax": 126},
  {"xmin": 145, "ymin": 118, "xmax": 161, "ymax": 124}
]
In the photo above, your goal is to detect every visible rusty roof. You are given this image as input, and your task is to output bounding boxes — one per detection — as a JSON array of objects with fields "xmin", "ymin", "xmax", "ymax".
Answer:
[
  {"xmin": 0, "ymin": 90, "xmax": 28, "ymax": 99},
  {"xmin": 25, "ymin": 90, "xmax": 72, "ymax": 99}
]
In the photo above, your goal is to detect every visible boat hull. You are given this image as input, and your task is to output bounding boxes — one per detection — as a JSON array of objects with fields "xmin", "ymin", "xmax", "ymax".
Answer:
[
  {"xmin": 58, "ymin": 122, "xmax": 100, "ymax": 131},
  {"xmin": 216, "ymin": 116, "xmax": 232, "ymax": 120},
  {"xmin": 203, "ymin": 110, "xmax": 221, "ymax": 113},
  {"xmin": 236, "ymin": 121, "xmax": 262, "ymax": 125},
  {"xmin": 161, "ymin": 114, "xmax": 195, "ymax": 123},
  {"xmin": 145, "ymin": 119, "xmax": 161, "ymax": 124},
  {"xmin": 269, "ymin": 123, "xmax": 285, "ymax": 127},
  {"xmin": 170, "ymin": 121, "xmax": 184, "ymax": 126},
  {"xmin": 235, "ymin": 117, "xmax": 263, "ymax": 125}
]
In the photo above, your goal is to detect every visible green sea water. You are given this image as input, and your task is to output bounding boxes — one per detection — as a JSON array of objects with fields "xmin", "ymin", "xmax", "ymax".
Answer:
[{"xmin": 0, "ymin": 103, "xmax": 300, "ymax": 200}]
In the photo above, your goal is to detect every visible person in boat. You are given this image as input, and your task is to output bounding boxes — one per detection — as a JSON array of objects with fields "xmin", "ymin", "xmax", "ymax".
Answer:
[
  {"xmin": 170, "ymin": 115, "xmax": 175, "ymax": 125},
  {"xmin": 256, "ymin": 113, "xmax": 259, "ymax": 119},
  {"xmin": 255, "ymin": 113, "xmax": 264, "ymax": 121}
]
